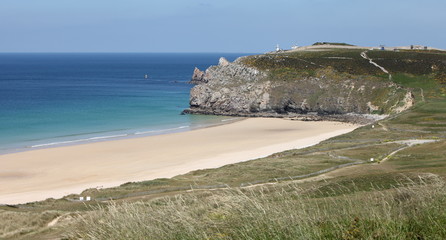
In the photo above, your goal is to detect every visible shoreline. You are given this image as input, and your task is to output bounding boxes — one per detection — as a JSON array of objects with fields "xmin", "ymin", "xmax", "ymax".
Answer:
[
  {"xmin": 0, "ymin": 118, "xmax": 361, "ymax": 205},
  {"xmin": 0, "ymin": 116, "xmax": 243, "ymax": 156}
]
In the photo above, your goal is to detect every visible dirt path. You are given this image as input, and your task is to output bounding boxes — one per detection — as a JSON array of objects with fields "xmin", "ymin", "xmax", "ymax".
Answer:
[
  {"xmin": 47, "ymin": 215, "xmax": 63, "ymax": 227},
  {"xmin": 292, "ymin": 139, "xmax": 438, "ymax": 183},
  {"xmin": 360, "ymin": 51, "xmax": 392, "ymax": 80},
  {"xmin": 379, "ymin": 139, "xmax": 437, "ymax": 163},
  {"xmin": 420, "ymin": 88, "xmax": 425, "ymax": 102},
  {"xmin": 249, "ymin": 139, "xmax": 439, "ymax": 186},
  {"xmin": 378, "ymin": 122, "xmax": 389, "ymax": 131}
]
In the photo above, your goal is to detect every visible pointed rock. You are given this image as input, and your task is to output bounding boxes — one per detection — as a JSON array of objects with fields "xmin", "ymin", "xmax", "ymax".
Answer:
[
  {"xmin": 189, "ymin": 67, "xmax": 206, "ymax": 84},
  {"xmin": 218, "ymin": 57, "xmax": 230, "ymax": 66}
]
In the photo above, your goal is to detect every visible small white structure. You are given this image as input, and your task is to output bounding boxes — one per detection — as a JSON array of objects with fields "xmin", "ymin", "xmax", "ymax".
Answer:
[
  {"xmin": 86, "ymin": 196, "xmax": 91, "ymax": 201},
  {"xmin": 372, "ymin": 125, "xmax": 375, "ymax": 129},
  {"xmin": 411, "ymin": 45, "xmax": 426, "ymax": 50},
  {"xmin": 79, "ymin": 196, "xmax": 84, "ymax": 201},
  {"xmin": 370, "ymin": 158, "xmax": 375, "ymax": 162},
  {"xmin": 276, "ymin": 44, "xmax": 281, "ymax": 52},
  {"xmin": 291, "ymin": 44, "xmax": 299, "ymax": 50}
]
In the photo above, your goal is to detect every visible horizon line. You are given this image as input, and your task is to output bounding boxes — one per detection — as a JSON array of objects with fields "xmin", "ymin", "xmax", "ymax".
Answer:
[{"xmin": 0, "ymin": 51, "xmax": 261, "ymax": 54}]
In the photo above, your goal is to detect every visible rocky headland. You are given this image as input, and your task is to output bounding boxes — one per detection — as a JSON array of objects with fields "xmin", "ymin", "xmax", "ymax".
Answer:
[{"xmin": 184, "ymin": 46, "xmax": 446, "ymax": 123}]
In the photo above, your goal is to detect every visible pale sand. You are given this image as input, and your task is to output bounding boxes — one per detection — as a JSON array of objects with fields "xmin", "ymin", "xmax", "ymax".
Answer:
[{"xmin": 0, "ymin": 118, "xmax": 360, "ymax": 204}]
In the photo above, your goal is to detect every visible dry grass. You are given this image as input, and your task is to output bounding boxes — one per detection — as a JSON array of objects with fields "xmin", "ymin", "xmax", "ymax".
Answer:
[
  {"xmin": 0, "ymin": 210, "xmax": 60, "ymax": 239},
  {"xmin": 68, "ymin": 175, "xmax": 446, "ymax": 240}
]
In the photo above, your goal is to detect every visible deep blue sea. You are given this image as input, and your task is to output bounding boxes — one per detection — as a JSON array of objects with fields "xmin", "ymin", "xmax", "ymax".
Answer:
[{"xmin": 0, "ymin": 53, "xmax": 248, "ymax": 154}]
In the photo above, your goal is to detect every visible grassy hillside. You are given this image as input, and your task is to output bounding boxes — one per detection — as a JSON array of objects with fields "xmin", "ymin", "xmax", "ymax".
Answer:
[
  {"xmin": 241, "ymin": 48, "xmax": 446, "ymax": 78},
  {"xmin": 1, "ymin": 48, "xmax": 446, "ymax": 240}
]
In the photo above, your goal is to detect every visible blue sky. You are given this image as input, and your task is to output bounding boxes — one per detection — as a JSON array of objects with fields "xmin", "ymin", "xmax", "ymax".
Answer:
[{"xmin": 0, "ymin": 0, "xmax": 445, "ymax": 52}]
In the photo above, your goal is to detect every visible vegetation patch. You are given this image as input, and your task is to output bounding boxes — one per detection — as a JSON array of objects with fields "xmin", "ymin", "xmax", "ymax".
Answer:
[{"xmin": 312, "ymin": 42, "xmax": 355, "ymax": 46}]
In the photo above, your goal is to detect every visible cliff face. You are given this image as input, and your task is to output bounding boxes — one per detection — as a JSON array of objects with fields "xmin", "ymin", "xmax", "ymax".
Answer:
[
  {"xmin": 184, "ymin": 49, "xmax": 428, "ymax": 119},
  {"xmin": 189, "ymin": 57, "xmax": 270, "ymax": 113}
]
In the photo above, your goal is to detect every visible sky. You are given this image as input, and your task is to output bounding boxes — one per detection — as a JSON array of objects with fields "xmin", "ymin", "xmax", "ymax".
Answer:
[{"xmin": 0, "ymin": 0, "xmax": 445, "ymax": 53}]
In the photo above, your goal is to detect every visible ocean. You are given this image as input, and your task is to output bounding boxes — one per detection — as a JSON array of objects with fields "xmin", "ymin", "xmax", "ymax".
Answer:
[{"xmin": 0, "ymin": 53, "xmax": 248, "ymax": 154}]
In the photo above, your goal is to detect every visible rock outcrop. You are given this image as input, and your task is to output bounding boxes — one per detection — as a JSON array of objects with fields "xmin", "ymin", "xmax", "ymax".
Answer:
[
  {"xmin": 188, "ymin": 57, "xmax": 269, "ymax": 113},
  {"xmin": 190, "ymin": 67, "xmax": 206, "ymax": 84},
  {"xmin": 189, "ymin": 57, "xmax": 236, "ymax": 85}
]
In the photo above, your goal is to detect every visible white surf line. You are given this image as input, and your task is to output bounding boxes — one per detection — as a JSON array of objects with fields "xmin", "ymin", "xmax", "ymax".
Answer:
[
  {"xmin": 31, "ymin": 134, "xmax": 129, "ymax": 148},
  {"xmin": 135, "ymin": 125, "xmax": 190, "ymax": 135},
  {"xmin": 221, "ymin": 118, "xmax": 240, "ymax": 122},
  {"xmin": 360, "ymin": 51, "xmax": 392, "ymax": 80}
]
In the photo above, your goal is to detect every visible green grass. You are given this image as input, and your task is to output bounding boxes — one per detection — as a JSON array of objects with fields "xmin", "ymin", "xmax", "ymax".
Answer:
[
  {"xmin": 368, "ymin": 50, "xmax": 446, "ymax": 75},
  {"xmin": 241, "ymin": 49, "xmax": 382, "ymax": 76},
  {"xmin": 389, "ymin": 141, "xmax": 446, "ymax": 171},
  {"xmin": 392, "ymin": 74, "xmax": 438, "ymax": 91}
]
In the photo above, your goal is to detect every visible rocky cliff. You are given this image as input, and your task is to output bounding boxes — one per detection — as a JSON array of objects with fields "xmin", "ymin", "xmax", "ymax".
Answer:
[
  {"xmin": 183, "ymin": 48, "xmax": 446, "ymax": 122},
  {"xmin": 187, "ymin": 57, "xmax": 271, "ymax": 113}
]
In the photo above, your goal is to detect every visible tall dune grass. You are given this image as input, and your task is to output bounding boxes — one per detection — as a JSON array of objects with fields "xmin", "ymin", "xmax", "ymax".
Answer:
[
  {"xmin": 0, "ymin": 210, "xmax": 60, "ymax": 239},
  {"xmin": 70, "ymin": 175, "xmax": 446, "ymax": 240}
]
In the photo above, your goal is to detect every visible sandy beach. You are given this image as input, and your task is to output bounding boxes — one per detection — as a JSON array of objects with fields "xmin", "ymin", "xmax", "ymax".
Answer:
[{"xmin": 0, "ymin": 118, "xmax": 360, "ymax": 204}]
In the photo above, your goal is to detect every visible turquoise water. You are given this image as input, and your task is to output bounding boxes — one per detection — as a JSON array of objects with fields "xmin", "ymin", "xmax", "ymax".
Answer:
[{"xmin": 0, "ymin": 53, "xmax": 247, "ymax": 154}]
